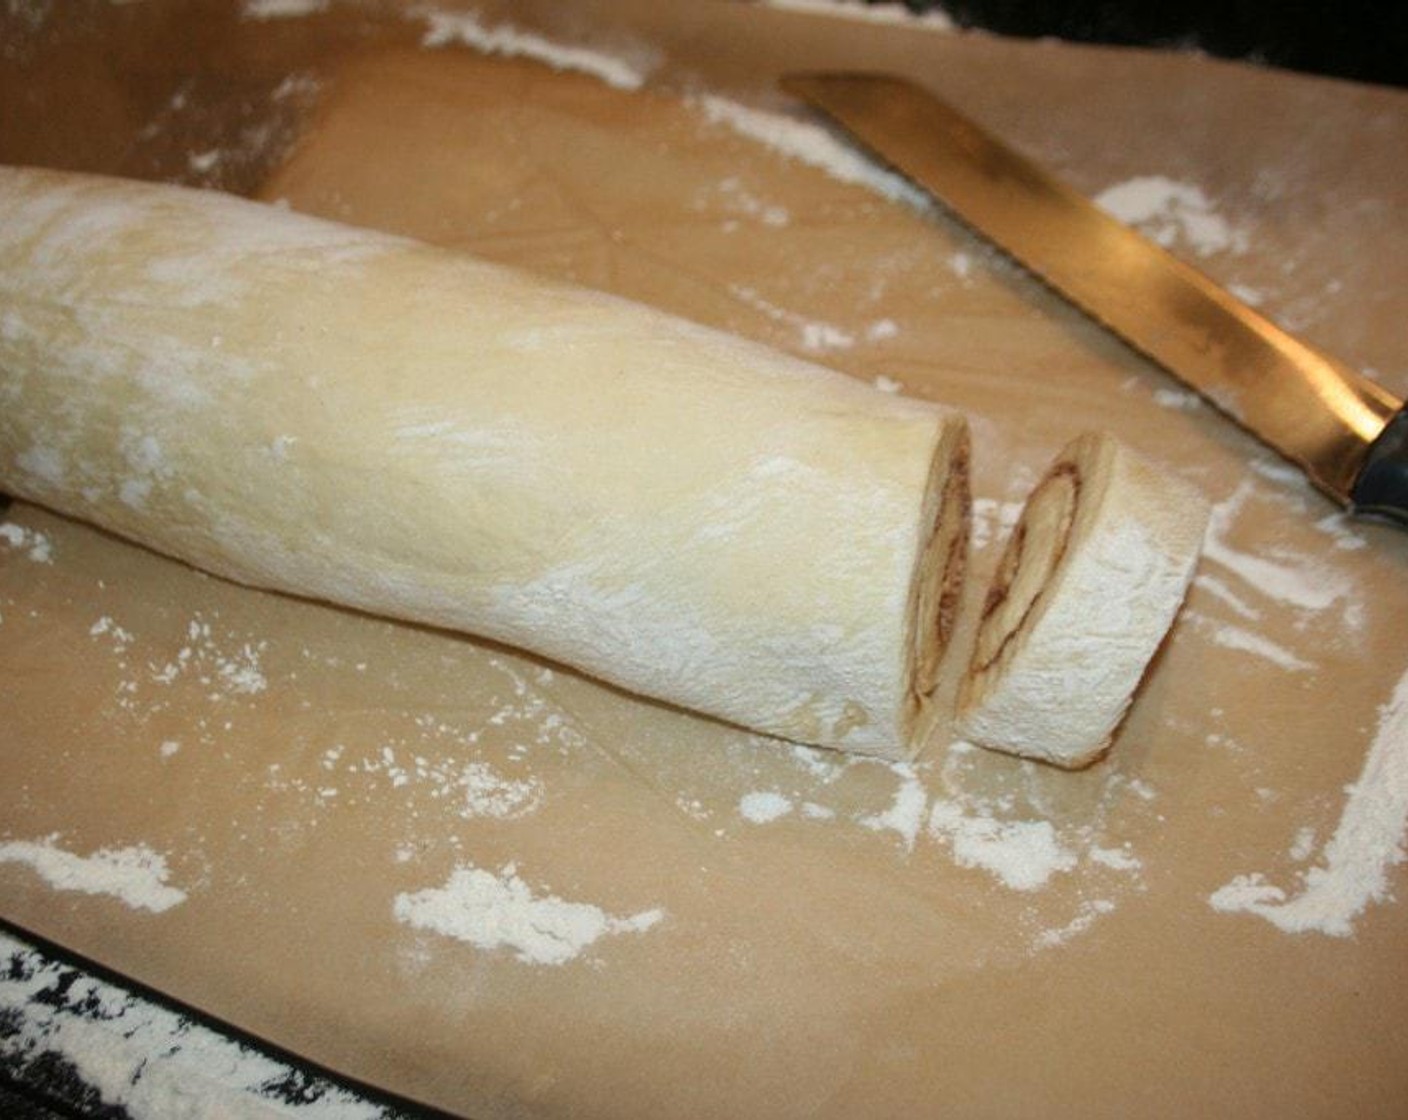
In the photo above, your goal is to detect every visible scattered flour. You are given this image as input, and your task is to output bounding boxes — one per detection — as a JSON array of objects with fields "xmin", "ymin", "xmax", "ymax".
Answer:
[
  {"xmin": 187, "ymin": 148, "xmax": 222, "ymax": 174},
  {"xmin": 1246, "ymin": 457, "xmax": 1307, "ymax": 489},
  {"xmin": 800, "ymin": 321, "xmax": 855, "ymax": 351},
  {"xmin": 1209, "ymin": 664, "xmax": 1408, "ymax": 936},
  {"xmin": 270, "ymin": 72, "xmax": 320, "ymax": 103},
  {"xmin": 460, "ymin": 761, "xmax": 544, "ymax": 820},
  {"xmin": 693, "ymin": 175, "xmax": 791, "ymax": 228},
  {"xmin": 859, "ymin": 763, "xmax": 927, "ymax": 851},
  {"xmin": 0, "ymin": 838, "xmax": 186, "ymax": 913},
  {"xmin": 1095, "ymin": 175, "xmax": 1248, "ymax": 257},
  {"xmin": 1289, "ymin": 825, "xmax": 1318, "ymax": 862},
  {"xmin": 763, "ymin": 0, "xmax": 957, "ymax": 31},
  {"xmin": 149, "ymin": 615, "xmax": 269, "ymax": 697},
  {"xmin": 744, "ymin": 751, "xmax": 1132, "ymax": 922},
  {"xmin": 0, "ymin": 520, "xmax": 53, "ymax": 563},
  {"xmin": 691, "ymin": 93, "xmax": 930, "ymax": 209},
  {"xmin": 77, "ymin": 610, "xmax": 273, "ymax": 733},
  {"xmin": 1200, "ymin": 617, "xmax": 1316, "ymax": 672},
  {"xmin": 789, "ymin": 742, "xmax": 843, "ymax": 780},
  {"xmin": 0, "ymin": 929, "xmax": 393, "ymax": 1118},
  {"xmin": 1088, "ymin": 845, "xmax": 1142, "ymax": 872},
  {"xmin": 263, "ymin": 660, "xmax": 583, "ymax": 822},
  {"xmin": 726, "ymin": 282, "xmax": 859, "ymax": 354},
  {"xmin": 241, "ymin": 0, "xmax": 329, "ymax": 20},
  {"xmin": 1202, "ymin": 480, "xmax": 1354, "ymax": 615},
  {"xmin": 1033, "ymin": 897, "xmax": 1117, "ymax": 950},
  {"xmin": 1227, "ymin": 281, "xmax": 1265, "ymax": 306},
  {"xmin": 394, "ymin": 863, "xmax": 663, "ymax": 965},
  {"xmin": 1312, "ymin": 511, "xmax": 1368, "ymax": 552},
  {"xmin": 1193, "ymin": 572, "xmax": 1260, "ymax": 621},
  {"xmin": 927, "ymin": 800, "xmax": 1078, "ymax": 892},
  {"xmin": 419, "ymin": 9, "xmax": 656, "ymax": 91},
  {"xmin": 1152, "ymin": 387, "xmax": 1202, "ymax": 411},
  {"xmin": 739, "ymin": 790, "xmax": 793, "ymax": 823}
]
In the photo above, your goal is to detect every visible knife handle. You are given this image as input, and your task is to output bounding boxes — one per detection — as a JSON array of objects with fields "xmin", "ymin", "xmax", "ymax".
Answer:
[{"xmin": 1351, "ymin": 407, "xmax": 1408, "ymax": 526}]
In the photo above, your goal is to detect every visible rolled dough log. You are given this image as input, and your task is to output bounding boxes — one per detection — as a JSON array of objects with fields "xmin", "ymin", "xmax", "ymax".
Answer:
[
  {"xmin": 956, "ymin": 432, "xmax": 1208, "ymax": 768},
  {"xmin": 0, "ymin": 166, "xmax": 970, "ymax": 758}
]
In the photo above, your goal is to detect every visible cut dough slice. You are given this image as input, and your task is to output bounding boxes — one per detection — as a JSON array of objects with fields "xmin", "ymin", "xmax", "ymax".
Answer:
[
  {"xmin": 0, "ymin": 166, "xmax": 970, "ymax": 758},
  {"xmin": 956, "ymin": 432, "xmax": 1208, "ymax": 768}
]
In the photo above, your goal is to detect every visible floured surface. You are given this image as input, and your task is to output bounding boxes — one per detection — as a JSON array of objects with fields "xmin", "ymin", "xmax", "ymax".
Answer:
[{"xmin": 1, "ymin": 3, "xmax": 1407, "ymax": 1118}]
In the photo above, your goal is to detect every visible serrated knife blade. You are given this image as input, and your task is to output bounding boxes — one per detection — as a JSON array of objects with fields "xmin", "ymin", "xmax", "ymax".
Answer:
[{"xmin": 781, "ymin": 72, "xmax": 1408, "ymax": 526}]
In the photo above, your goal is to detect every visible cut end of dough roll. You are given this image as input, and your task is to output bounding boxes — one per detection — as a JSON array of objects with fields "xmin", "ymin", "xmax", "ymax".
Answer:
[
  {"xmin": 956, "ymin": 432, "xmax": 1209, "ymax": 769},
  {"xmin": 901, "ymin": 419, "xmax": 971, "ymax": 748}
]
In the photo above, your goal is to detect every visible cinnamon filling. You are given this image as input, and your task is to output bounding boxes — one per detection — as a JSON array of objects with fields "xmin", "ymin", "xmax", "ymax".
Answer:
[
  {"xmin": 972, "ymin": 461, "xmax": 1081, "ymax": 675},
  {"xmin": 908, "ymin": 426, "xmax": 971, "ymax": 709}
]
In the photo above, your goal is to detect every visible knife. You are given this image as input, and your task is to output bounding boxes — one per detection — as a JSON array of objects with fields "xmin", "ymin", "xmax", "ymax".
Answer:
[{"xmin": 781, "ymin": 72, "xmax": 1408, "ymax": 527}]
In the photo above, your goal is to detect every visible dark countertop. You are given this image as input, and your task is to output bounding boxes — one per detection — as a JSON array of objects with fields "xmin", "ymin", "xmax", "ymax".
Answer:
[
  {"xmin": 904, "ymin": 0, "xmax": 1406, "ymax": 87},
  {"xmin": 1, "ymin": 926, "xmax": 437, "ymax": 1120}
]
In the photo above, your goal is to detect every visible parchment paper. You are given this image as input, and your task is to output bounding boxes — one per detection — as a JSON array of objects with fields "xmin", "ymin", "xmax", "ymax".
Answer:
[{"xmin": 2, "ymin": 3, "xmax": 1406, "ymax": 1117}]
